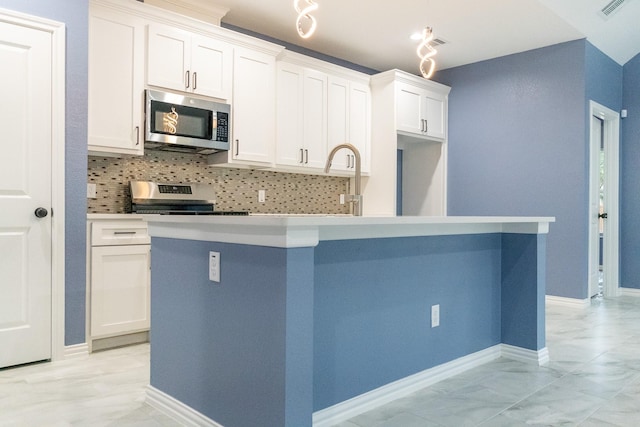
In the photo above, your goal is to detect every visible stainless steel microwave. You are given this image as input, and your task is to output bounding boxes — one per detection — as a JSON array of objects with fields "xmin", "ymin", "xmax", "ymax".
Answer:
[{"xmin": 144, "ymin": 89, "xmax": 230, "ymax": 154}]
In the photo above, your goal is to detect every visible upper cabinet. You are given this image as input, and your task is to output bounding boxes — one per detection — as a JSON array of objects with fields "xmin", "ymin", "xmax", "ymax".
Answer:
[
  {"xmin": 208, "ymin": 43, "xmax": 283, "ymax": 167},
  {"xmin": 327, "ymin": 77, "xmax": 371, "ymax": 174},
  {"xmin": 275, "ymin": 52, "xmax": 371, "ymax": 175},
  {"xmin": 147, "ymin": 23, "xmax": 232, "ymax": 100},
  {"xmin": 276, "ymin": 62, "xmax": 327, "ymax": 170},
  {"xmin": 88, "ymin": 2, "xmax": 145, "ymax": 156},
  {"xmin": 395, "ymin": 80, "xmax": 447, "ymax": 140}
]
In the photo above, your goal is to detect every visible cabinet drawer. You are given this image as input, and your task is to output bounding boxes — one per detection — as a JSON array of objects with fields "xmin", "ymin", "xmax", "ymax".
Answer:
[{"xmin": 91, "ymin": 220, "xmax": 150, "ymax": 246}]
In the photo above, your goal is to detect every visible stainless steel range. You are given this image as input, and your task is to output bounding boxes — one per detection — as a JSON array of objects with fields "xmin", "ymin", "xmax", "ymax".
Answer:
[{"xmin": 129, "ymin": 180, "xmax": 248, "ymax": 215}]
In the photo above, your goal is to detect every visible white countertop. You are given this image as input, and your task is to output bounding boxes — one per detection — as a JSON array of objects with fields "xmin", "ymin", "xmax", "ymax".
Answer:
[{"xmin": 144, "ymin": 215, "xmax": 555, "ymax": 248}]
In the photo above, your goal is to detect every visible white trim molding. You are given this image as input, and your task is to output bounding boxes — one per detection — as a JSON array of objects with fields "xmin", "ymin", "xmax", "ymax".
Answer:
[
  {"xmin": 313, "ymin": 346, "xmax": 503, "ymax": 427},
  {"xmin": 63, "ymin": 343, "xmax": 89, "ymax": 359},
  {"xmin": 146, "ymin": 386, "xmax": 223, "ymax": 427},
  {"xmin": 0, "ymin": 7, "xmax": 66, "ymax": 363},
  {"xmin": 546, "ymin": 294, "xmax": 590, "ymax": 309},
  {"xmin": 501, "ymin": 344, "xmax": 549, "ymax": 365},
  {"xmin": 620, "ymin": 287, "xmax": 640, "ymax": 297},
  {"xmin": 312, "ymin": 343, "xmax": 550, "ymax": 426},
  {"xmin": 146, "ymin": 343, "xmax": 549, "ymax": 427}
]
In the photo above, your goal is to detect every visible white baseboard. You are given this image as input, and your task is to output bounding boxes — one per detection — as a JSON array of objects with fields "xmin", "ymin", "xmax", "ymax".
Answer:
[
  {"xmin": 312, "ymin": 345, "xmax": 502, "ymax": 427},
  {"xmin": 146, "ymin": 385, "xmax": 222, "ymax": 427},
  {"xmin": 63, "ymin": 343, "xmax": 89, "ymax": 359},
  {"xmin": 146, "ymin": 343, "xmax": 547, "ymax": 427},
  {"xmin": 501, "ymin": 344, "xmax": 549, "ymax": 365},
  {"xmin": 546, "ymin": 294, "xmax": 590, "ymax": 308},
  {"xmin": 620, "ymin": 287, "xmax": 640, "ymax": 297}
]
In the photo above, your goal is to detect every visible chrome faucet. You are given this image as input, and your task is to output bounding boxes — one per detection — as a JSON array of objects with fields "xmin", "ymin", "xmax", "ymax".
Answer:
[{"xmin": 324, "ymin": 143, "xmax": 363, "ymax": 216}]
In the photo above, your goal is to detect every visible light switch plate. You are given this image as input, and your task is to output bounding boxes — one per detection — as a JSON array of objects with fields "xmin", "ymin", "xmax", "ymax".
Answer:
[
  {"xmin": 431, "ymin": 304, "xmax": 440, "ymax": 328},
  {"xmin": 87, "ymin": 183, "xmax": 97, "ymax": 199}
]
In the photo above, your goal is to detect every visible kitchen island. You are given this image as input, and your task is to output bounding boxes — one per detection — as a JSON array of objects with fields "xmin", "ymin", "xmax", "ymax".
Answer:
[{"xmin": 144, "ymin": 215, "xmax": 554, "ymax": 427}]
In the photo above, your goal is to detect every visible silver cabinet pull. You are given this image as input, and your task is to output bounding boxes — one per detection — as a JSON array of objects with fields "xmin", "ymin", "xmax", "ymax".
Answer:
[
  {"xmin": 346, "ymin": 153, "xmax": 351, "ymax": 168},
  {"xmin": 185, "ymin": 70, "xmax": 190, "ymax": 89},
  {"xmin": 425, "ymin": 119, "xmax": 428, "ymax": 133},
  {"xmin": 193, "ymin": 72, "xmax": 197, "ymax": 90},
  {"xmin": 113, "ymin": 231, "xmax": 137, "ymax": 235},
  {"xmin": 235, "ymin": 139, "xmax": 239, "ymax": 156},
  {"xmin": 135, "ymin": 126, "xmax": 140, "ymax": 146},
  {"xmin": 305, "ymin": 149, "xmax": 309, "ymax": 164},
  {"xmin": 299, "ymin": 148, "xmax": 304, "ymax": 164}
]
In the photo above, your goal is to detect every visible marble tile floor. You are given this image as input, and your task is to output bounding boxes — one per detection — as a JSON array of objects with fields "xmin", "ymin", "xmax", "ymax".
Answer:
[
  {"xmin": 2, "ymin": 296, "xmax": 640, "ymax": 426},
  {"xmin": 0, "ymin": 343, "xmax": 180, "ymax": 427}
]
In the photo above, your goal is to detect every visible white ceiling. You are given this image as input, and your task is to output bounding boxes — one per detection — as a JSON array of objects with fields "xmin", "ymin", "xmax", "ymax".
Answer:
[{"xmin": 209, "ymin": 0, "xmax": 640, "ymax": 76}]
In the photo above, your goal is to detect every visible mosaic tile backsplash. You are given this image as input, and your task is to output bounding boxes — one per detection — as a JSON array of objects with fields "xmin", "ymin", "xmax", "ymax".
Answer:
[{"xmin": 87, "ymin": 151, "xmax": 351, "ymax": 214}]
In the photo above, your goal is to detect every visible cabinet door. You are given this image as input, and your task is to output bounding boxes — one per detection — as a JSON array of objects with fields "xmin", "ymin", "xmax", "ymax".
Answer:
[
  {"xmin": 88, "ymin": 8, "xmax": 144, "ymax": 155},
  {"xmin": 303, "ymin": 68, "xmax": 327, "ymax": 169},
  {"xmin": 147, "ymin": 24, "xmax": 190, "ymax": 92},
  {"xmin": 190, "ymin": 35, "xmax": 232, "ymax": 100},
  {"xmin": 276, "ymin": 62, "xmax": 305, "ymax": 167},
  {"xmin": 90, "ymin": 245, "xmax": 150, "ymax": 338},
  {"xmin": 396, "ymin": 83, "xmax": 424, "ymax": 135},
  {"xmin": 349, "ymin": 81, "xmax": 371, "ymax": 173},
  {"xmin": 425, "ymin": 94, "xmax": 445, "ymax": 140},
  {"xmin": 327, "ymin": 76, "xmax": 350, "ymax": 171},
  {"xmin": 233, "ymin": 46, "xmax": 276, "ymax": 164}
]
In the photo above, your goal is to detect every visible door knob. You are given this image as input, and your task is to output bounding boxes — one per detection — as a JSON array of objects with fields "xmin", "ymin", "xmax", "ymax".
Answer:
[{"xmin": 34, "ymin": 207, "xmax": 48, "ymax": 218}]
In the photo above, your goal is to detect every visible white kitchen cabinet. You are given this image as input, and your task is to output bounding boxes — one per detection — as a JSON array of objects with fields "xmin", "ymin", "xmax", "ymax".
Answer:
[
  {"xmin": 87, "ymin": 217, "xmax": 150, "ymax": 351},
  {"xmin": 368, "ymin": 69, "xmax": 450, "ymax": 216},
  {"xmin": 396, "ymin": 82, "xmax": 446, "ymax": 140},
  {"xmin": 276, "ymin": 63, "xmax": 327, "ymax": 170},
  {"xmin": 90, "ymin": 244, "xmax": 150, "ymax": 337},
  {"xmin": 209, "ymin": 45, "xmax": 280, "ymax": 167},
  {"xmin": 88, "ymin": 3, "xmax": 145, "ymax": 156},
  {"xmin": 147, "ymin": 23, "xmax": 232, "ymax": 100},
  {"xmin": 327, "ymin": 77, "xmax": 371, "ymax": 174}
]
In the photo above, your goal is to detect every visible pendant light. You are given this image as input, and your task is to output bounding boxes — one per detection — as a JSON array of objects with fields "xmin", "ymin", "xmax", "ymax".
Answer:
[
  {"xmin": 294, "ymin": 0, "xmax": 318, "ymax": 39},
  {"xmin": 417, "ymin": 27, "xmax": 437, "ymax": 79}
]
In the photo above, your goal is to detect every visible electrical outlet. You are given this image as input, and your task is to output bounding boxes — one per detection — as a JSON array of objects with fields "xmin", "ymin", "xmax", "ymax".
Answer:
[
  {"xmin": 258, "ymin": 189, "xmax": 266, "ymax": 203},
  {"xmin": 431, "ymin": 304, "xmax": 440, "ymax": 328},
  {"xmin": 339, "ymin": 194, "xmax": 345, "ymax": 204},
  {"xmin": 209, "ymin": 251, "xmax": 220, "ymax": 283}
]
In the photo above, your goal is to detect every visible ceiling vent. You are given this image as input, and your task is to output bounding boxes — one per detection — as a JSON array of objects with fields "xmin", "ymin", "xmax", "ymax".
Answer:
[
  {"xmin": 599, "ymin": 0, "xmax": 630, "ymax": 19},
  {"xmin": 432, "ymin": 38, "xmax": 448, "ymax": 47}
]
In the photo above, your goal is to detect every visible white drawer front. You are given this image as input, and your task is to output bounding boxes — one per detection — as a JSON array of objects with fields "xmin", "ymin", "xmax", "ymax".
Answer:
[{"xmin": 91, "ymin": 220, "xmax": 150, "ymax": 246}]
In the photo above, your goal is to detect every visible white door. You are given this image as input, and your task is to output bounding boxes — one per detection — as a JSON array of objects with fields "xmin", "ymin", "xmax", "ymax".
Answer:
[
  {"xmin": 588, "ymin": 101, "xmax": 620, "ymax": 298},
  {"xmin": 0, "ymin": 19, "xmax": 53, "ymax": 368},
  {"xmin": 588, "ymin": 115, "xmax": 603, "ymax": 297}
]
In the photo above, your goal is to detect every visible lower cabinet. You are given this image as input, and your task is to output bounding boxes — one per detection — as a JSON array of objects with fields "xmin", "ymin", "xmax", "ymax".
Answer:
[{"xmin": 87, "ymin": 217, "xmax": 150, "ymax": 351}]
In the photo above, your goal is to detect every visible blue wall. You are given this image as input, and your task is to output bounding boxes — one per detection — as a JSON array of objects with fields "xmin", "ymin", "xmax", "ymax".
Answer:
[
  {"xmin": 150, "ymin": 238, "xmax": 315, "ymax": 427},
  {"xmin": 313, "ymin": 234, "xmax": 502, "ymax": 409},
  {"xmin": 0, "ymin": 0, "xmax": 88, "ymax": 344},
  {"xmin": 436, "ymin": 40, "xmax": 588, "ymax": 299},
  {"xmin": 621, "ymin": 53, "xmax": 640, "ymax": 288},
  {"xmin": 151, "ymin": 232, "xmax": 545, "ymax": 421}
]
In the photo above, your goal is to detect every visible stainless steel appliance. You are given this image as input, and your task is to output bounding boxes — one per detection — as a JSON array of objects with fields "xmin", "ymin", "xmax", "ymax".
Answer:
[
  {"xmin": 144, "ymin": 89, "xmax": 231, "ymax": 154},
  {"xmin": 129, "ymin": 180, "xmax": 247, "ymax": 215}
]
